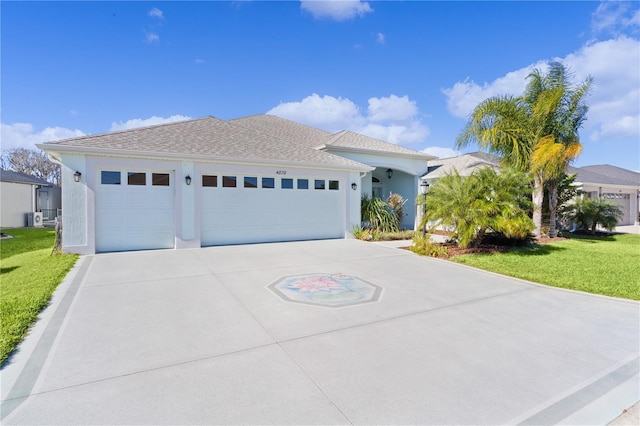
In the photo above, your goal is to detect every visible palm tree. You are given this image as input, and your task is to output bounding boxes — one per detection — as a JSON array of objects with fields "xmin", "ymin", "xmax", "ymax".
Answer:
[{"xmin": 456, "ymin": 62, "xmax": 592, "ymax": 238}]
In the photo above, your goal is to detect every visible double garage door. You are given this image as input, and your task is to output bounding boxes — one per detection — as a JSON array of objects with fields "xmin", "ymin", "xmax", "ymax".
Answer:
[
  {"xmin": 95, "ymin": 169, "xmax": 344, "ymax": 252},
  {"xmin": 201, "ymin": 174, "xmax": 343, "ymax": 246}
]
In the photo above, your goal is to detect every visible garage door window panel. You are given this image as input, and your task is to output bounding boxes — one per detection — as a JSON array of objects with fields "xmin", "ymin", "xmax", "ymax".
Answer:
[
  {"xmin": 202, "ymin": 175, "xmax": 218, "ymax": 187},
  {"xmin": 315, "ymin": 179, "xmax": 325, "ymax": 190},
  {"xmin": 282, "ymin": 178, "xmax": 293, "ymax": 189},
  {"xmin": 223, "ymin": 176, "xmax": 237, "ymax": 188},
  {"xmin": 297, "ymin": 179, "xmax": 309, "ymax": 190},
  {"xmin": 128, "ymin": 172, "xmax": 146, "ymax": 186},
  {"xmin": 101, "ymin": 171, "xmax": 121, "ymax": 185},
  {"xmin": 152, "ymin": 173, "xmax": 170, "ymax": 186},
  {"xmin": 329, "ymin": 180, "xmax": 339, "ymax": 190},
  {"xmin": 262, "ymin": 177, "xmax": 275, "ymax": 189},
  {"xmin": 244, "ymin": 176, "xmax": 258, "ymax": 188}
]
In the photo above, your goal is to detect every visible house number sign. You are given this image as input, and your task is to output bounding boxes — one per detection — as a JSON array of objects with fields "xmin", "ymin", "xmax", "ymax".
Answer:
[{"xmin": 276, "ymin": 170, "xmax": 287, "ymax": 175}]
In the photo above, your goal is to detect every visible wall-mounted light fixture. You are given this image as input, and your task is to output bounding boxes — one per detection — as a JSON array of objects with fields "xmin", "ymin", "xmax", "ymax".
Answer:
[
  {"xmin": 351, "ymin": 182, "xmax": 358, "ymax": 190},
  {"xmin": 73, "ymin": 171, "xmax": 82, "ymax": 182},
  {"xmin": 386, "ymin": 168, "xmax": 393, "ymax": 179},
  {"xmin": 185, "ymin": 175, "xmax": 192, "ymax": 185}
]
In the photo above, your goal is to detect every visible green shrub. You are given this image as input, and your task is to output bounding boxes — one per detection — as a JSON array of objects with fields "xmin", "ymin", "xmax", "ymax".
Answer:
[
  {"xmin": 566, "ymin": 197, "xmax": 623, "ymax": 233},
  {"xmin": 418, "ymin": 167, "xmax": 533, "ymax": 248},
  {"xmin": 410, "ymin": 234, "xmax": 448, "ymax": 257},
  {"xmin": 361, "ymin": 195, "xmax": 400, "ymax": 233}
]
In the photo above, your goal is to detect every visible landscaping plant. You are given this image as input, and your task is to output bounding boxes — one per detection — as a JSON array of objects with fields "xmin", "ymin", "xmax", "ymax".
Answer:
[
  {"xmin": 565, "ymin": 197, "xmax": 623, "ymax": 234},
  {"xmin": 361, "ymin": 194, "xmax": 399, "ymax": 233},
  {"xmin": 418, "ymin": 167, "xmax": 533, "ymax": 248}
]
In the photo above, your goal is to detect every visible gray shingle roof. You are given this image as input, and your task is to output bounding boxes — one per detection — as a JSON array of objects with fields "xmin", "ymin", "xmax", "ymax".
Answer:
[
  {"xmin": 578, "ymin": 165, "xmax": 640, "ymax": 185},
  {"xmin": 324, "ymin": 130, "xmax": 434, "ymax": 158},
  {"xmin": 0, "ymin": 170, "xmax": 52, "ymax": 185},
  {"xmin": 233, "ymin": 114, "xmax": 432, "ymax": 159},
  {"xmin": 229, "ymin": 114, "xmax": 331, "ymax": 147},
  {"xmin": 422, "ymin": 151, "xmax": 501, "ymax": 179},
  {"xmin": 567, "ymin": 165, "xmax": 640, "ymax": 187},
  {"xmin": 41, "ymin": 116, "xmax": 369, "ymax": 170}
]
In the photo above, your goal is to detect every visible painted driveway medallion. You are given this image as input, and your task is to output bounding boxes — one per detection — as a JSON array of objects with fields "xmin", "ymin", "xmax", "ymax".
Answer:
[{"xmin": 268, "ymin": 273, "xmax": 382, "ymax": 308}]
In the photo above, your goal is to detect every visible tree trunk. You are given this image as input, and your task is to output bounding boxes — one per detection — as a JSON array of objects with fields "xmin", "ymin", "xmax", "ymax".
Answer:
[
  {"xmin": 548, "ymin": 179, "xmax": 559, "ymax": 238},
  {"xmin": 532, "ymin": 174, "xmax": 544, "ymax": 238}
]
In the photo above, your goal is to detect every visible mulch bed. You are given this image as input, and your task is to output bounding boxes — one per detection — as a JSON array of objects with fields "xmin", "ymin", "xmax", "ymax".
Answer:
[{"xmin": 400, "ymin": 235, "xmax": 569, "ymax": 259}]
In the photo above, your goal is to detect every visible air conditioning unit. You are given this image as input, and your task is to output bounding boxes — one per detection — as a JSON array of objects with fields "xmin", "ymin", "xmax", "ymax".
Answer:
[{"xmin": 27, "ymin": 212, "xmax": 44, "ymax": 227}]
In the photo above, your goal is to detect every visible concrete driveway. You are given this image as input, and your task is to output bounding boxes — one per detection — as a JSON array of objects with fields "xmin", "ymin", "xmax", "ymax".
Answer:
[{"xmin": 1, "ymin": 239, "xmax": 638, "ymax": 425}]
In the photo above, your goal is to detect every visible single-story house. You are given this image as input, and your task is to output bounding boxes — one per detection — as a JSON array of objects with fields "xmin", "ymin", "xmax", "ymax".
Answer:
[
  {"xmin": 567, "ymin": 165, "xmax": 640, "ymax": 226},
  {"xmin": 420, "ymin": 151, "xmax": 501, "ymax": 185},
  {"xmin": 38, "ymin": 115, "xmax": 434, "ymax": 254},
  {"xmin": 0, "ymin": 169, "xmax": 61, "ymax": 228}
]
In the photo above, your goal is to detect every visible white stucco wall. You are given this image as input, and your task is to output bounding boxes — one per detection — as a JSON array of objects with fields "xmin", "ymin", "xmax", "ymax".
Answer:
[
  {"xmin": 0, "ymin": 181, "xmax": 35, "ymax": 228},
  {"xmin": 61, "ymin": 154, "xmax": 88, "ymax": 253}
]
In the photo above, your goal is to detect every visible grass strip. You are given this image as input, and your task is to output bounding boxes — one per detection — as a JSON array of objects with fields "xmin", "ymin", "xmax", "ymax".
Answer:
[
  {"xmin": 1, "ymin": 228, "xmax": 78, "ymax": 366},
  {"xmin": 453, "ymin": 233, "xmax": 640, "ymax": 300}
]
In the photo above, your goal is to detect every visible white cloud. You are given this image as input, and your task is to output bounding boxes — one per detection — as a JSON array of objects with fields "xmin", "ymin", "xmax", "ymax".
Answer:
[
  {"xmin": 300, "ymin": 0, "xmax": 373, "ymax": 21},
  {"xmin": 195, "ymin": 58, "xmax": 205, "ymax": 64},
  {"xmin": 376, "ymin": 32, "xmax": 385, "ymax": 44},
  {"xmin": 148, "ymin": 7, "xmax": 164, "ymax": 19},
  {"xmin": 1, "ymin": 123, "xmax": 85, "ymax": 152},
  {"xmin": 422, "ymin": 146, "xmax": 460, "ymax": 159},
  {"xmin": 267, "ymin": 93, "xmax": 429, "ymax": 145},
  {"xmin": 145, "ymin": 32, "xmax": 159, "ymax": 43},
  {"xmin": 367, "ymin": 95, "xmax": 417, "ymax": 122},
  {"xmin": 591, "ymin": 1, "xmax": 639, "ymax": 34},
  {"xmin": 443, "ymin": 36, "xmax": 640, "ymax": 143},
  {"xmin": 110, "ymin": 115, "xmax": 193, "ymax": 132}
]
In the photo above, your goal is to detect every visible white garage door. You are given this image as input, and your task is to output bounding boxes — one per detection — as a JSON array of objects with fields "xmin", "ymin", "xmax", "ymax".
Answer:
[
  {"xmin": 96, "ymin": 170, "xmax": 175, "ymax": 252},
  {"xmin": 201, "ymin": 174, "xmax": 344, "ymax": 246},
  {"xmin": 602, "ymin": 193, "xmax": 631, "ymax": 225}
]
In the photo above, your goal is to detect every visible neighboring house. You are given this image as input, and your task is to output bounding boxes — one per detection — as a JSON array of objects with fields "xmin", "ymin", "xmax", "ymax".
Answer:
[
  {"xmin": 38, "ymin": 115, "xmax": 434, "ymax": 254},
  {"xmin": 420, "ymin": 154, "xmax": 640, "ymax": 228},
  {"xmin": 568, "ymin": 165, "xmax": 640, "ymax": 226},
  {"xmin": 0, "ymin": 170, "xmax": 60, "ymax": 228},
  {"xmin": 420, "ymin": 151, "xmax": 501, "ymax": 185}
]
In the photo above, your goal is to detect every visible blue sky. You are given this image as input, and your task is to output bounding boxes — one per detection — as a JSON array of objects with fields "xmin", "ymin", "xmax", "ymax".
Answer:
[{"xmin": 2, "ymin": 1, "xmax": 639, "ymax": 171}]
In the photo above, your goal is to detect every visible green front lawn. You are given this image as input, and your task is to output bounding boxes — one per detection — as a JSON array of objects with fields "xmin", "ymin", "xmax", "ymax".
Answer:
[
  {"xmin": 453, "ymin": 233, "xmax": 640, "ymax": 300},
  {"xmin": 0, "ymin": 228, "xmax": 78, "ymax": 366}
]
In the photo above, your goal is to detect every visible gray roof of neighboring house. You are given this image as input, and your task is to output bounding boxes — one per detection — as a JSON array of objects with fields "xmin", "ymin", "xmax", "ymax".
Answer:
[
  {"xmin": 578, "ymin": 165, "xmax": 640, "ymax": 185},
  {"xmin": 567, "ymin": 165, "xmax": 640, "ymax": 187},
  {"xmin": 0, "ymin": 169, "xmax": 52, "ymax": 186},
  {"xmin": 421, "ymin": 151, "xmax": 501, "ymax": 179},
  {"xmin": 40, "ymin": 116, "xmax": 370, "ymax": 170}
]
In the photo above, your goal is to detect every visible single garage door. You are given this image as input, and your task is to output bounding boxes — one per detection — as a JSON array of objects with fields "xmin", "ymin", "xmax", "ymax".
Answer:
[
  {"xmin": 201, "ymin": 174, "xmax": 344, "ymax": 246},
  {"xmin": 96, "ymin": 170, "xmax": 175, "ymax": 252},
  {"xmin": 602, "ymin": 193, "xmax": 631, "ymax": 225}
]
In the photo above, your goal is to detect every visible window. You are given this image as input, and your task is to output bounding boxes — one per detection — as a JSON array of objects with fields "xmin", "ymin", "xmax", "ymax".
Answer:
[
  {"xmin": 222, "ymin": 176, "xmax": 237, "ymax": 188},
  {"xmin": 281, "ymin": 178, "xmax": 293, "ymax": 189},
  {"xmin": 329, "ymin": 180, "xmax": 339, "ymax": 190},
  {"xmin": 314, "ymin": 179, "xmax": 325, "ymax": 190},
  {"xmin": 202, "ymin": 175, "xmax": 217, "ymax": 187},
  {"xmin": 262, "ymin": 177, "xmax": 275, "ymax": 189},
  {"xmin": 244, "ymin": 176, "xmax": 258, "ymax": 188},
  {"xmin": 152, "ymin": 173, "xmax": 170, "ymax": 186},
  {"xmin": 101, "ymin": 171, "xmax": 121, "ymax": 185},
  {"xmin": 297, "ymin": 179, "xmax": 309, "ymax": 190},
  {"xmin": 128, "ymin": 172, "xmax": 146, "ymax": 186}
]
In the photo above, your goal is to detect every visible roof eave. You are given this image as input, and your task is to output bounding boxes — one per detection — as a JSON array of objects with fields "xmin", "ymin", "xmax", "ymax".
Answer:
[
  {"xmin": 321, "ymin": 145, "xmax": 436, "ymax": 161},
  {"xmin": 37, "ymin": 144, "xmax": 374, "ymax": 173}
]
